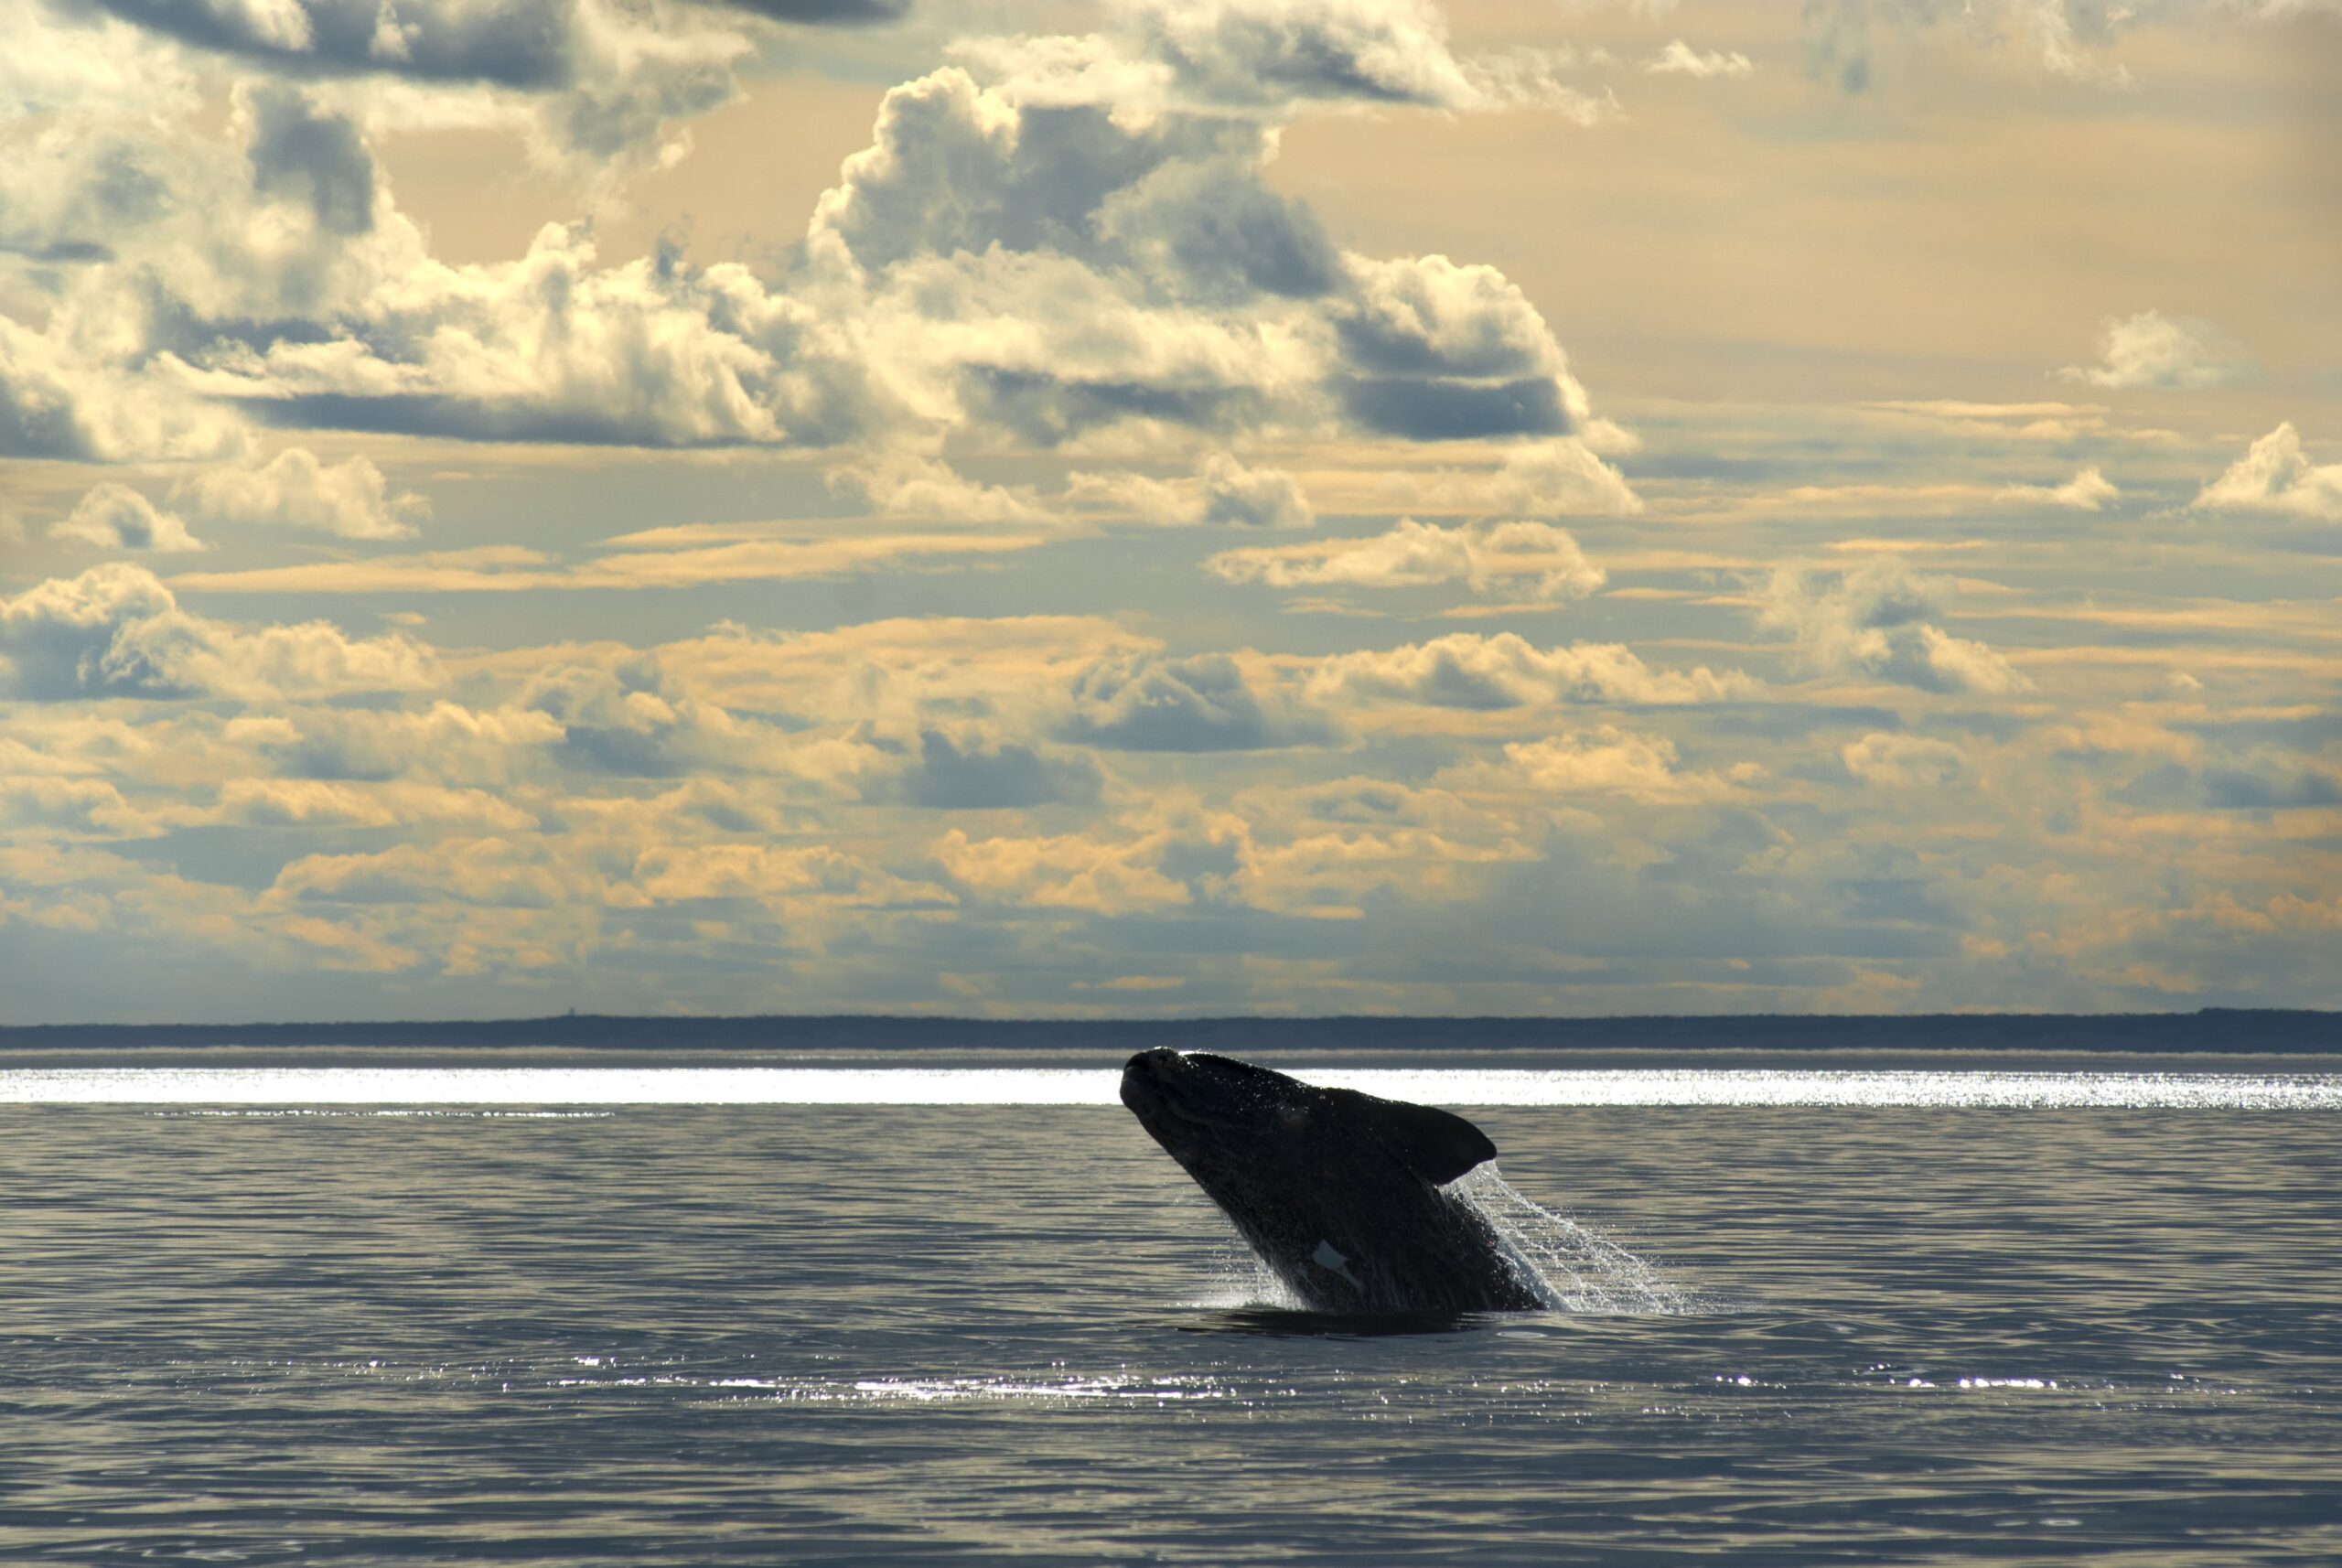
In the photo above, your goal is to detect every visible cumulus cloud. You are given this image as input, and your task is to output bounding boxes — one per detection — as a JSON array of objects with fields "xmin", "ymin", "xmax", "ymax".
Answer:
[
  {"xmin": 244, "ymin": 702, "xmax": 561, "ymax": 784},
  {"xmin": 2057, "ymin": 310, "xmax": 2257, "ymax": 390},
  {"xmin": 1841, "ymin": 733, "xmax": 1970, "ymax": 788},
  {"xmin": 1756, "ymin": 564, "xmax": 2028, "ymax": 695},
  {"xmin": 2193, "ymin": 423, "xmax": 2342, "ymax": 521},
  {"xmin": 826, "ymin": 452, "xmax": 1052, "ymax": 524},
  {"xmin": 518, "ymin": 656, "xmax": 790, "ymax": 778},
  {"xmin": 891, "ymin": 728, "xmax": 1104, "ymax": 810},
  {"xmin": 1446, "ymin": 725, "xmax": 1733, "ymax": 805},
  {"xmin": 48, "ymin": 483, "xmax": 207, "ymax": 553},
  {"xmin": 1334, "ymin": 253, "xmax": 1595, "ymax": 441},
  {"xmin": 5, "ymin": 6, "xmax": 1624, "ymax": 481},
  {"xmin": 1644, "ymin": 40, "xmax": 1754, "ymax": 77},
  {"xmin": 1207, "ymin": 518, "xmax": 1605, "ymax": 601},
  {"xmin": 0, "ymin": 316, "xmax": 248, "ymax": 462},
  {"xmin": 2000, "ymin": 465, "xmax": 2119, "ymax": 510},
  {"xmin": 1070, "ymin": 453, "xmax": 1314, "ymax": 528},
  {"xmin": 178, "ymin": 448, "xmax": 429, "ymax": 539},
  {"xmin": 65, "ymin": 0, "xmax": 773, "ymax": 172},
  {"xmin": 956, "ymin": 0, "xmax": 1609, "ymax": 117},
  {"xmin": 1308, "ymin": 633, "xmax": 1757, "ymax": 709},
  {"xmin": 934, "ymin": 823, "xmax": 1198, "ymax": 915},
  {"xmin": 0, "ymin": 564, "xmax": 438, "ymax": 702},
  {"xmin": 1059, "ymin": 652, "xmax": 1340, "ymax": 751}
]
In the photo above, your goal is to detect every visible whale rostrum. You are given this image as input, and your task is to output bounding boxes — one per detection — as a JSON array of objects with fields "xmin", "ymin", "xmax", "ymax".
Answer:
[{"xmin": 1120, "ymin": 1048, "xmax": 1548, "ymax": 1315}]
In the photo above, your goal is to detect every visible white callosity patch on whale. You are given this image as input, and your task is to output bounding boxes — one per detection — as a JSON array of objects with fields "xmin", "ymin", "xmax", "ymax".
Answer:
[{"xmin": 1310, "ymin": 1239, "xmax": 1363, "ymax": 1289}]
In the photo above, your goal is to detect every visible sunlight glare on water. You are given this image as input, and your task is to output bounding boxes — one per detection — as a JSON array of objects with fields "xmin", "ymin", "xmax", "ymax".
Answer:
[{"xmin": 5, "ymin": 1064, "xmax": 2341, "ymax": 1106}]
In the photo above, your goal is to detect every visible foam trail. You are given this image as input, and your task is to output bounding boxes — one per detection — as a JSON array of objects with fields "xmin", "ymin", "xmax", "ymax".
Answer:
[{"xmin": 1456, "ymin": 1165, "xmax": 1698, "ymax": 1316}]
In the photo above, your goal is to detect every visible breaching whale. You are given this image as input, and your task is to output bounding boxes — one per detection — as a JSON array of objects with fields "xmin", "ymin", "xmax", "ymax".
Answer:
[{"xmin": 1120, "ymin": 1048, "xmax": 1547, "ymax": 1315}]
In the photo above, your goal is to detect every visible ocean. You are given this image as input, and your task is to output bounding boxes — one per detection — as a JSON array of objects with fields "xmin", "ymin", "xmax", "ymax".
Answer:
[{"xmin": 4, "ymin": 1047, "xmax": 2337, "ymax": 1564}]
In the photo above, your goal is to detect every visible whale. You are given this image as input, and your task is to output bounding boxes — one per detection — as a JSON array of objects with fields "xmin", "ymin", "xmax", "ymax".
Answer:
[{"xmin": 1120, "ymin": 1047, "xmax": 1548, "ymax": 1316}]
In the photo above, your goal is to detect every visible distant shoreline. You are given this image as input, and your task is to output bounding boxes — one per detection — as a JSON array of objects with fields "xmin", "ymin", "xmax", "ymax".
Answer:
[{"xmin": 0, "ymin": 1010, "xmax": 2332, "ymax": 1056}]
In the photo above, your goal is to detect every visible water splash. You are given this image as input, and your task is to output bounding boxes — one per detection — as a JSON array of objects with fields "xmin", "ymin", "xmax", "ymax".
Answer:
[
  {"xmin": 1456, "ymin": 1165, "xmax": 1700, "ymax": 1316},
  {"xmin": 1186, "ymin": 1237, "xmax": 1306, "ymax": 1311}
]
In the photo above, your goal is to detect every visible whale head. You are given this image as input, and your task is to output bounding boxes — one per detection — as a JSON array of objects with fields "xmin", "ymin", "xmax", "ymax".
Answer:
[{"xmin": 1119, "ymin": 1048, "xmax": 1542, "ymax": 1315}]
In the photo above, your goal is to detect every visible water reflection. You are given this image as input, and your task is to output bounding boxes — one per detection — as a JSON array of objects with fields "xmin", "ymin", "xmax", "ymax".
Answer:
[{"xmin": 1, "ymin": 1081, "xmax": 2337, "ymax": 1563}]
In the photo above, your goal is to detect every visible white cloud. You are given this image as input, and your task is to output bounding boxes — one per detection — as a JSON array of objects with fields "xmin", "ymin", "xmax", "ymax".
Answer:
[
  {"xmin": 826, "ymin": 452, "xmax": 1053, "ymax": 525},
  {"xmin": 1069, "ymin": 453, "xmax": 1315, "ymax": 528},
  {"xmin": 955, "ymin": 0, "xmax": 1610, "ymax": 117},
  {"xmin": 1445, "ymin": 725, "xmax": 1733, "ymax": 804},
  {"xmin": 179, "ymin": 448, "xmax": 429, "ymax": 539},
  {"xmin": 1841, "ymin": 733, "xmax": 1970, "ymax": 788},
  {"xmin": 1643, "ymin": 39, "xmax": 1754, "ymax": 77},
  {"xmin": 934, "ymin": 824, "xmax": 1198, "ymax": 915},
  {"xmin": 48, "ymin": 483, "xmax": 207, "ymax": 553},
  {"xmin": 1307, "ymin": 632, "xmax": 1759, "ymax": 708},
  {"xmin": 1756, "ymin": 564, "xmax": 2029, "ymax": 695},
  {"xmin": 2000, "ymin": 465, "xmax": 2119, "ymax": 510},
  {"xmin": 1310, "ymin": 437, "xmax": 1640, "ymax": 519},
  {"xmin": 2057, "ymin": 309, "xmax": 2257, "ymax": 390},
  {"xmin": 2193, "ymin": 423, "xmax": 2342, "ymax": 522},
  {"xmin": 4, "ymin": 13, "xmax": 1625, "ymax": 487},
  {"xmin": 0, "ymin": 316, "xmax": 249, "ymax": 463},
  {"xmin": 1207, "ymin": 518, "xmax": 1605, "ymax": 600},
  {"xmin": 0, "ymin": 564, "xmax": 439, "ymax": 702}
]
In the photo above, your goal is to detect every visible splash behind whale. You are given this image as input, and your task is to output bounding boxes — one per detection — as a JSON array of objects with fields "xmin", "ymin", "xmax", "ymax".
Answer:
[{"xmin": 1120, "ymin": 1048, "xmax": 1548, "ymax": 1315}]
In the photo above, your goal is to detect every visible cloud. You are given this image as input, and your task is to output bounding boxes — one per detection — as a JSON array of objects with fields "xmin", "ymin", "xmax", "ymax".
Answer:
[
  {"xmin": 1444, "ymin": 725, "xmax": 1734, "ymax": 805},
  {"xmin": 1308, "ymin": 633, "xmax": 1758, "ymax": 709},
  {"xmin": 1841, "ymin": 733, "xmax": 1970, "ymax": 788},
  {"xmin": 1805, "ymin": 0, "xmax": 2140, "ymax": 91},
  {"xmin": 1059, "ymin": 652, "xmax": 1340, "ymax": 751},
  {"xmin": 895, "ymin": 729, "xmax": 1103, "ymax": 810},
  {"xmin": 69, "ymin": 0, "xmax": 768, "ymax": 171},
  {"xmin": 826, "ymin": 453, "xmax": 1052, "ymax": 524},
  {"xmin": 0, "ymin": 316, "xmax": 248, "ymax": 462},
  {"xmin": 1756, "ymin": 564, "xmax": 2029, "ymax": 695},
  {"xmin": 0, "ymin": 564, "xmax": 438, "ymax": 702},
  {"xmin": 626, "ymin": 843, "xmax": 948, "ymax": 911},
  {"xmin": 1644, "ymin": 40, "xmax": 1753, "ymax": 77},
  {"xmin": 2000, "ymin": 465, "xmax": 2119, "ymax": 510},
  {"xmin": 955, "ymin": 0, "xmax": 1608, "ymax": 117},
  {"xmin": 48, "ymin": 483, "xmax": 207, "ymax": 553},
  {"xmin": 5, "ymin": 13, "xmax": 1624, "ymax": 483},
  {"xmin": 934, "ymin": 824, "xmax": 1198, "ymax": 915},
  {"xmin": 177, "ymin": 448, "xmax": 429, "ymax": 539},
  {"xmin": 1333, "ymin": 253, "xmax": 1597, "ymax": 441},
  {"xmin": 2193, "ymin": 423, "xmax": 2342, "ymax": 522},
  {"xmin": 1207, "ymin": 518, "xmax": 1605, "ymax": 601},
  {"xmin": 519, "ymin": 656, "xmax": 789, "ymax": 778},
  {"xmin": 243, "ymin": 702, "xmax": 562, "ymax": 784},
  {"xmin": 209, "ymin": 779, "xmax": 538, "ymax": 831},
  {"xmin": 167, "ymin": 531, "xmax": 1048, "ymax": 594},
  {"xmin": 2057, "ymin": 310, "xmax": 2257, "ymax": 390},
  {"xmin": 1069, "ymin": 453, "xmax": 1315, "ymax": 528},
  {"xmin": 0, "ymin": 775, "xmax": 164, "ymax": 838},
  {"xmin": 1306, "ymin": 437, "xmax": 1639, "ymax": 519}
]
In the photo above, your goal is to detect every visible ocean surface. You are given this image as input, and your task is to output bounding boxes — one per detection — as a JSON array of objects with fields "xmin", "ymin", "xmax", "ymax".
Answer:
[{"xmin": 4, "ymin": 1047, "xmax": 2338, "ymax": 1564}]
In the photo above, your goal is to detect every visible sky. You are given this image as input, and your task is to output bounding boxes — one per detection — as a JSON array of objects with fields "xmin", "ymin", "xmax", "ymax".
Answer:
[{"xmin": 1, "ymin": 0, "xmax": 2338, "ymax": 1023}]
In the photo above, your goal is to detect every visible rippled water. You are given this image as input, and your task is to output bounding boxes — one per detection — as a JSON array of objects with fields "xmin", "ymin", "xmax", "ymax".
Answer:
[{"xmin": 5, "ymin": 1053, "xmax": 2338, "ymax": 1563}]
